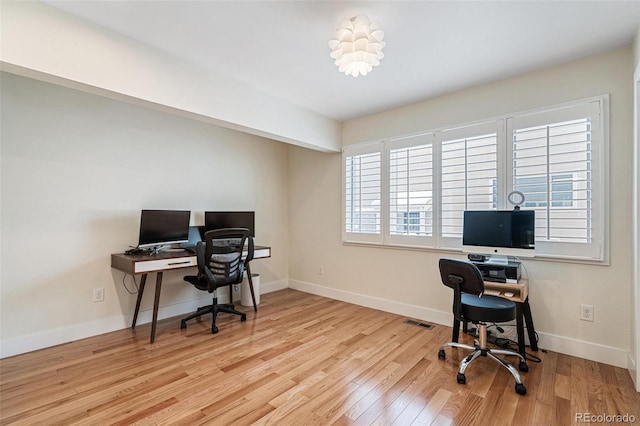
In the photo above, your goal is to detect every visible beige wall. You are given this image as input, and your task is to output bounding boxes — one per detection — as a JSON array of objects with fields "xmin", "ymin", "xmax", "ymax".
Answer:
[
  {"xmin": 0, "ymin": 1, "xmax": 341, "ymax": 152},
  {"xmin": 289, "ymin": 47, "xmax": 634, "ymax": 366},
  {"xmin": 0, "ymin": 72, "xmax": 290, "ymax": 355}
]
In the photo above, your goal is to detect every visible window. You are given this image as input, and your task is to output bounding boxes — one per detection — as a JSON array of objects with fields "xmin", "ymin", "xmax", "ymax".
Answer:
[
  {"xmin": 440, "ymin": 124, "xmax": 499, "ymax": 243},
  {"xmin": 343, "ymin": 143, "xmax": 383, "ymax": 243},
  {"xmin": 388, "ymin": 134, "xmax": 434, "ymax": 245},
  {"xmin": 508, "ymin": 101, "xmax": 603, "ymax": 259},
  {"xmin": 397, "ymin": 211, "xmax": 421, "ymax": 234},
  {"xmin": 515, "ymin": 175, "xmax": 575, "ymax": 208},
  {"xmin": 343, "ymin": 96, "xmax": 607, "ymax": 262}
]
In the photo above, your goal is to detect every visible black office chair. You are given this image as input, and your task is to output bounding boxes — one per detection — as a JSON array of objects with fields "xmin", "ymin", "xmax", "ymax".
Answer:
[
  {"xmin": 181, "ymin": 228, "xmax": 256, "ymax": 334},
  {"xmin": 437, "ymin": 258, "xmax": 527, "ymax": 395}
]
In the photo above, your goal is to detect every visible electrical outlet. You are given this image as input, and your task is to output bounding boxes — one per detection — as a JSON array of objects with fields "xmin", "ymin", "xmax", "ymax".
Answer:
[
  {"xmin": 93, "ymin": 287, "xmax": 104, "ymax": 302},
  {"xmin": 580, "ymin": 304, "xmax": 594, "ymax": 322},
  {"xmin": 319, "ymin": 265, "xmax": 324, "ymax": 275}
]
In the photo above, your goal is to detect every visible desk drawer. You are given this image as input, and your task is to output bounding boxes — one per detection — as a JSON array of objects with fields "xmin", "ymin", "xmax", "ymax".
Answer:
[{"xmin": 134, "ymin": 256, "xmax": 197, "ymax": 273}]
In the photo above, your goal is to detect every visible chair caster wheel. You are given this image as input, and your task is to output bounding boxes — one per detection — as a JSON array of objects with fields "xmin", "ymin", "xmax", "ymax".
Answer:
[
  {"xmin": 515, "ymin": 383, "xmax": 527, "ymax": 395},
  {"xmin": 212, "ymin": 326, "xmax": 219, "ymax": 334},
  {"xmin": 241, "ymin": 314, "xmax": 247, "ymax": 322},
  {"xmin": 438, "ymin": 349, "xmax": 446, "ymax": 360},
  {"xmin": 519, "ymin": 361, "xmax": 529, "ymax": 372},
  {"xmin": 180, "ymin": 321, "xmax": 187, "ymax": 329},
  {"xmin": 457, "ymin": 373, "xmax": 466, "ymax": 384}
]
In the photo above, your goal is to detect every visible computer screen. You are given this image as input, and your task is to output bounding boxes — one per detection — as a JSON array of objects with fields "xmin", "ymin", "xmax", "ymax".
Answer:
[
  {"xmin": 138, "ymin": 210, "xmax": 191, "ymax": 248},
  {"xmin": 204, "ymin": 211, "xmax": 255, "ymax": 237},
  {"xmin": 462, "ymin": 210, "xmax": 535, "ymax": 258}
]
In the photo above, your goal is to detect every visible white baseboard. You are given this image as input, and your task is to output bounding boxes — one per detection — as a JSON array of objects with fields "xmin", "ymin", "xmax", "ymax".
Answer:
[
  {"xmin": 0, "ymin": 279, "xmax": 289, "ymax": 359},
  {"xmin": 288, "ymin": 279, "xmax": 630, "ymax": 369},
  {"xmin": 2, "ymin": 278, "xmax": 630, "ymax": 370},
  {"xmin": 0, "ymin": 298, "xmax": 204, "ymax": 359},
  {"xmin": 288, "ymin": 279, "xmax": 453, "ymax": 328},
  {"xmin": 536, "ymin": 332, "xmax": 628, "ymax": 369},
  {"xmin": 261, "ymin": 278, "xmax": 289, "ymax": 294}
]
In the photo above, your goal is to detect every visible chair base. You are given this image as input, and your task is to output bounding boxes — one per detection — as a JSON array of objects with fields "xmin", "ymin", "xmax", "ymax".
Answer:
[
  {"xmin": 180, "ymin": 297, "xmax": 246, "ymax": 334},
  {"xmin": 438, "ymin": 324, "xmax": 527, "ymax": 395}
]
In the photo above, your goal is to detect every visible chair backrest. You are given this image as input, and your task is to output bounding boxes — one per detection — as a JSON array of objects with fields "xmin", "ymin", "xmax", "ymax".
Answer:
[
  {"xmin": 439, "ymin": 258, "xmax": 486, "ymax": 321},
  {"xmin": 195, "ymin": 228, "xmax": 254, "ymax": 289}
]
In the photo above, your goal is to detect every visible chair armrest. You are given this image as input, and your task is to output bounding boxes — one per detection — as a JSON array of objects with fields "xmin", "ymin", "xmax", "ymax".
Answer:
[
  {"xmin": 196, "ymin": 242, "xmax": 217, "ymax": 284},
  {"xmin": 244, "ymin": 236, "xmax": 255, "ymax": 265}
]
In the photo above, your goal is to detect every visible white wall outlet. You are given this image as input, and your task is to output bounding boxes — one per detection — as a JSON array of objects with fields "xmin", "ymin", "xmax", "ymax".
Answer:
[
  {"xmin": 319, "ymin": 265, "xmax": 324, "ymax": 275},
  {"xmin": 93, "ymin": 287, "xmax": 105, "ymax": 302},
  {"xmin": 580, "ymin": 304, "xmax": 594, "ymax": 322}
]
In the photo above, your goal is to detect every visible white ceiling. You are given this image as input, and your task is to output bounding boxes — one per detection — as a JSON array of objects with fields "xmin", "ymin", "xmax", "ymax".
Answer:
[{"xmin": 44, "ymin": 1, "xmax": 640, "ymax": 122}]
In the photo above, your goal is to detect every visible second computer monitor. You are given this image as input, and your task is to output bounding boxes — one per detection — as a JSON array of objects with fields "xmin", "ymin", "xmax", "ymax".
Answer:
[{"xmin": 204, "ymin": 211, "xmax": 255, "ymax": 237}]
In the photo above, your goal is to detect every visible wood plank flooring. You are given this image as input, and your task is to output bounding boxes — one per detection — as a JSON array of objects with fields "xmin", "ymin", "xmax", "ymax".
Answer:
[{"xmin": 1, "ymin": 289, "xmax": 638, "ymax": 425}]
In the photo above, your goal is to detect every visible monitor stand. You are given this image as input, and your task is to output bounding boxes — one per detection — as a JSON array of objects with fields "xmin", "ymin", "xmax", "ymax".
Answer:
[{"xmin": 488, "ymin": 255, "xmax": 509, "ymax": 265}]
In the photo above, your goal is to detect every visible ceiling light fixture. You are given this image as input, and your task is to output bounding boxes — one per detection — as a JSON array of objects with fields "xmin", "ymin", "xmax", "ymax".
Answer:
[{"xmin": 328, "ymin": 14, "xmax": 385, "ymax": 77}]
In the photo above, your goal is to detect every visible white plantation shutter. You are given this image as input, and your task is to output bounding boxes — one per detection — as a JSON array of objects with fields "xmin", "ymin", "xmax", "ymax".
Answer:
[
  {"xmin": 342, "ymin": 96, "xmax": 607, "ymax": 262},
  {"xmin": 439, "ymin": 122, "xmax": 499, "ymax": 248},
  {"xmin": 508, "ymin": 100, "xmax": 605, "ymax": 260},
  {"xmin": 388, "ymin": 134, "xmax": 434, "ymax": 246},
  {"xmin": 343, "ymin": 143, "xmax": 383, "ymax": 243}
]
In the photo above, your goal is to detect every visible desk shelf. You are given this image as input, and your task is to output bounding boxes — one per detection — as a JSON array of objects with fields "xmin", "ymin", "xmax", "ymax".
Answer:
[{"xmin": 484, "ymin": 279, "xmax": 528, "ymax": 303}]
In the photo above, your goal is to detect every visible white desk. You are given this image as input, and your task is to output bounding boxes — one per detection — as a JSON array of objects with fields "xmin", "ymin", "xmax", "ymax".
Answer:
[{"xmin": 111, "ymin": 246, "xmax": 270, "ymax": 343}]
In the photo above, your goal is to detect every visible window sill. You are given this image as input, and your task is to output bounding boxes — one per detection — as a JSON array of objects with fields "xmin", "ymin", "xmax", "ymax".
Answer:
[{"xmin": 341, "ymin": 240, "xmax": 609, "ymax": 266}]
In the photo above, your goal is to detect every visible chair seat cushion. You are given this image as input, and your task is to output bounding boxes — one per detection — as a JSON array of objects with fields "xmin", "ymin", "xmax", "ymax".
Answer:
[
  {"xmin": 461, "ymin": 293, "xmax": 516, "ymax": 323},
  {"xmin": 184, "ymin": 275, "xmax": 209, "ymax": 291}
]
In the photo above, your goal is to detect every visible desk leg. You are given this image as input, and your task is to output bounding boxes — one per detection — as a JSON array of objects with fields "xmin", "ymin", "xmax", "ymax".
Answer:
[
  {"xmin": 522, "ymin": 298, "xmax": 538, "ymax": 351},
  {"xmin": 150, "ymin": 272, "xmax": 163, "ymax": 344},
  {"xmin": 246, "ymin": 263, "xmax": 258, "ymax": 312},
  {"xmin": 132, "ymin": 274, "xmax": 147, "ymax": 328},
  {"xmin": 516, "ymin": 303, "xmax": 526, "ymax": 360}
]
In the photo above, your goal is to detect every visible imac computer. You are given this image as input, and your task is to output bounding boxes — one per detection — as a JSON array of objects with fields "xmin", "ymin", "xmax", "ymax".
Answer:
[
  {"xmin": 138, "ymin": 210, "xmax": 191, "ymax": 252},
  {"xmin": 204, "ymin": 211, "xmax": 255, "ymax": 237},
  {"xmin": 462, "ymin": 209, "xmax": 535, "ymax": 261}
]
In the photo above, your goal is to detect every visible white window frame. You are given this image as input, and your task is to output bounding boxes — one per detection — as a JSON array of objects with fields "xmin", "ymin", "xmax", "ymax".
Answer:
[
  {"xmin": 342, "ymin": 95, "xmax": 609, "ymax": 263},
  {"xmin": 387, "ymin": 133, "xmax": 436, "ymax": 248},
  {"xmin": 342, "ymin": 141, "xmax": 384, "ymax": 244},
  {"xmin": 437, "ymin": 120, "xmax": 504, "ymax": 250},
  {"xmin": 506, "ymin": 98, "xmax": 607, "ymax": 261}
]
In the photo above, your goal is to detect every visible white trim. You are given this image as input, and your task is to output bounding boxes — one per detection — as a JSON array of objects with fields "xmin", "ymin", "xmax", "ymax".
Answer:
[
  {"xmin": 632, "ymin": 60, "xmax": 640, "ymax": 391},
  {"xmin": 288, "ymin": 279, "xmax": 629, "ymax": 369},
  {"xmin": 0, "ymin": 298, "xmax": 202, "ymax": 359},
  {"xmin": 288, "ymin": 279, "xmax": 452, "ymax": 326},
  {"xmin": 537, "ymin": 332, "xmax": 628, "ymax": 369},
  {"xmin": 261, "ymin": 279, "xmax": 289, "ymax": 294},
  {"xmin": 0, "ymin": 278, "xmax": 288, "ymax": 359},
  {"xmin": 2, "ymin": 277, "xmax": 628, "ymax": 370}
]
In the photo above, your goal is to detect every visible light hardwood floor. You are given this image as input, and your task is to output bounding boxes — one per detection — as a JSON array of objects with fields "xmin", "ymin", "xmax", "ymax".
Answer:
[{"xmin": 1, "ymin": 289, "xmax": 638, "ymax": 425}]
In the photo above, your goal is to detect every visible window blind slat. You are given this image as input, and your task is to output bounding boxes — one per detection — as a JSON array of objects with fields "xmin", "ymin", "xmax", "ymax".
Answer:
[
  {"xmin": 441, "ymin": 133, "xmax": 498, "ymax": 238},
  {"xmin": 389, "ymin": 144, "xmax": 433, "ymax": 236},
  {"xmin": 513, "ymin": 117, "xmax": 592, "ymax": 243}
]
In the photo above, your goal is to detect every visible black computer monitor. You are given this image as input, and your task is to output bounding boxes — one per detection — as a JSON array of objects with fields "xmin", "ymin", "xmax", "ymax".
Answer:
[
  {"xmin": 138, "ymin": 210, "xmax": 191, "ymax": 248},
  {"xmin": 204, "ymin": 211, "xmax": 255, "ymax": 237},
  {"xmin": 462, "ymin": 210, "xmax": 535, "ymax": 258}
]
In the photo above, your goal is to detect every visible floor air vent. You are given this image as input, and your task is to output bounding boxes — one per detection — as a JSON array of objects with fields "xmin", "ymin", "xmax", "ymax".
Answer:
[{"xmin": 404, "ymin": 319, "xmax": 434, "ymax": 329}]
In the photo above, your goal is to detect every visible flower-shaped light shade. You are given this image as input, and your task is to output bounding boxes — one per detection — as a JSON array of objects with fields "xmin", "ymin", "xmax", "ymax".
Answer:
[{"xmin": 328, "ymin": 14, "xmax": 385, "ymax": 77}]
